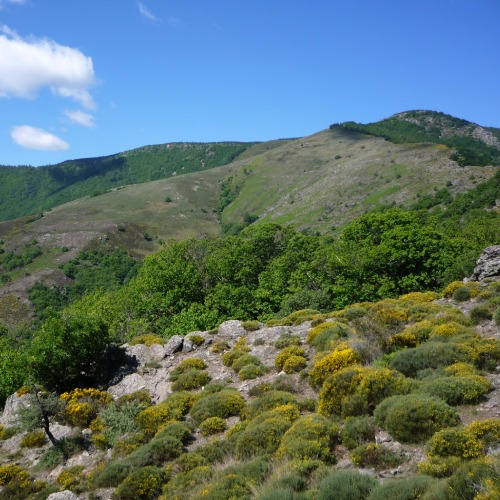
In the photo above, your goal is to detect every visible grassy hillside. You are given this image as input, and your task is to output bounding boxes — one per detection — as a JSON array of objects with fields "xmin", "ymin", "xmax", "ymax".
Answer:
[
  {"xmin": 0, "ymin": 142, "xmax": 260, "ymax": 221},
  {"xmin": 334, "ymin": 110, "xmax": 500, "ymax": 167}
]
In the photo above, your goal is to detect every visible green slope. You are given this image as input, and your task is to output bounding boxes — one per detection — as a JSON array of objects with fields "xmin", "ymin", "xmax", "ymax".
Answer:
[{"xmin": 0, "ymin": 142, "xmax": 259, "ymax": 221}]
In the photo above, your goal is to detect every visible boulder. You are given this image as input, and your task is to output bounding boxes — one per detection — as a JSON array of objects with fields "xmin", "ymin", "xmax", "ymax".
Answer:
[
  {"xmin": 471, "ymin": 245, "xmax": 500, "ymax": 281},
  {"xmin": 47, "ymin": 491, "xmax": 79, "ymax": 500},
  {"xmin": 0, "ymin": 392, "xmax": 31, "ymax": 426}
]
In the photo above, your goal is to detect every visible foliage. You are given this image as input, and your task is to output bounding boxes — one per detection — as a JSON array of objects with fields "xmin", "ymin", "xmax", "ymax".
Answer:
[
  {"xmin": 351, "ymin": 442, "xmax": 403, "ymax": 469},
  {"xmin": 418, "ymin": 375, "xmax": 491, "ymax": 406},
  {"xmin": 374, "ymin": 394, "xmax": 460, "ymax": 443},
  {"xmin": 199, "ymin": 416, "xmax": 227, "ymax": 436},
  {"xmin": 171, "ymin": 369, "xmax": 211, "ymax": 392},
  {"xmin": 315, "ymin": 469, "xmax": 378, "ymax": 500},
  {"xmin": 341, "ymin": 416, "xmax": 378, "ymax": 450},
  {"xmin": 366, "ymin": 475, "xmax": 439, "ymax": 500},
  {"xmin": 114, "ymin": 466, "xmax": 167, "ymax": 500},
  {"xmin": 189, "ymin": 389, "xmax": 245, "ymax": 424},
  {"xmin": 275, "ymin": 346, "xmax": 306, "ymax": 371},
  {"xmin": 129, "ymin": 334, "xmax": 163, "ymax": 346}
]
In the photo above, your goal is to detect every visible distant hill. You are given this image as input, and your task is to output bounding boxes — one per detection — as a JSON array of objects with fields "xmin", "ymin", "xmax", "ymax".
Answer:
[
  {"xmin": 334, "ymin": 110, "xmax": 500, "ymax": 167},
  {"xmin": 0, "ymin": 142, "xmax": 267, "ymax": 221}
]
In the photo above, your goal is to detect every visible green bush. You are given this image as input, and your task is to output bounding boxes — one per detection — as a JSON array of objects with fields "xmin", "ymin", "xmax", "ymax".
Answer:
[
  {"xmin": 275, "ymin": 346, "xmax": 306, "ymax": 371},
  {"xmin": 351, "ymin": 442, "xmax": 403, "ymax": 470},
  {"xmin": 162, "ymin": 391, "xmax": 198, "ymax": 420},
  {"xmin": 418, "ymin": 375, "xmax": 491, "ymax": 405},
  {"xmin": 199, "ymin": 416, "xmax": 227, "ymax": 436},
  {"xmin": 283, "ymin": 355, "xmax": 307, "ymax": 374},
  {"xmin": 239, "ymin": 363, "xmax": 268, "ymax": 380},
  {"xmin": 187, "ymin": 334, "xmax": 205, "ymax": 346},
  {"xmin": 189, "ymin": 389, "xmax": 245, "ymax": 424},
  {"xmin": 135, "ymin": 403, "xmax": 172, "ymax": 437},
  {"xmin": 242, "ymin": 320, "xmax": 261, "ymax": 331},
  {"xmin": 374, "ymin": 394, "xmax": 460, "ymax": 443},
  {"xmin": 342, "ymin": 416, "xmax": 378, "ymax": 450},
  {"xmin": 316, "ymin": 469, "xmax": 378, "ymax": 500},
  {"xmin": 469, "ymin": 304, "xmax": 493, "ymax": 324},
  {"xmin": 169, "ymin": 358, "xmax": 207, "ymax": 381},
  {"xmin": 114, "ymin": 466, "xmax": 166, "ymax": 500},
  {"xmin": 232, "ymin": 354, "xmax": 263, "ymax": 373},
  {"xmin": 243, "ymin": 390, "xmax": 297, "ymax": 420},
  {"xmin": 452, "ymin": 287, "xmax": 471, "ymax": 302},
  {"xmin": 389, "ymin": 341, "xmax": 470, "ymax": 377},
  {"xmin": 171, "ymin": 369, "xmax": 211, "ymax": 391},
  {"xmin": 154, "ymin": 421, "xmax": 192, "ymax": 444},
  {"xmin": 494, "ymin": 306, "xmax": 500, "ymax": 325},
  {"xmin": 277, "ymin": 414, "xmax": 339, "ymax": 463},
  {"xmin": 21, "ymin": 429, "xmax": 46, "ymax": 448},
  {"xmin": 274, "ymin": 332, "xmax": 301, "ymax": 348},
  {"xmin": 366, "ymin": 475, "xmax": 438, "ymax": 500}
]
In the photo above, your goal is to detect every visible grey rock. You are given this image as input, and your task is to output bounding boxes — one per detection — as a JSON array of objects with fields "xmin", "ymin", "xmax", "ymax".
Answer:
[
  {"xmin": 47, "ymin": 491, "xmax": 79, "ymax": 500},
  {"xmin": 217, "ymin": 320, "xmax": 246, "ymax": 339},
  {"xmin": 182, "ymin": 338, "xmax": 194, "ymax": 353},
  {"xmin": 124, "ymin": 344, "xmax": 153, "ymax": 366},
  {"xmin": 108, "ymin": 373, "xmax": 147, "ymax": 398},
  {"xmin": 0, "ymin": 392, "xmax": 31, "ymax": 426},
  {"xmin": 165, "ymin": 335, "xmax": 184, "ymax": 355},
  {"xmin": 471, "ymin": 245, "xmax": 500, "ymax": 281}
]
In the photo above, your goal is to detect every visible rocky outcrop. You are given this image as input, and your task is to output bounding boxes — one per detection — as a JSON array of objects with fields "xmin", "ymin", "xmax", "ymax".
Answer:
[{"xmin": 470, "ymin": 245, "xmax": 500, "ymax": 281}]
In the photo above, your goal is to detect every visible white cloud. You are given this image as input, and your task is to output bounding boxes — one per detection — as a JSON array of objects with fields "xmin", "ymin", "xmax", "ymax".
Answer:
[
  {"xmin": 0, "ymin": 26, "xmax": 96, "ymax": 109},
  {"xmin": 64, "ymin": 110, "xmax": 95, "ymax": 127},
  {"xmin": 11, "ymin": 125, "xmax": 70, "ymax": 151},
  {"xmin": 138, "ymin": 2, "xmax": 158, "ymax": 22}
]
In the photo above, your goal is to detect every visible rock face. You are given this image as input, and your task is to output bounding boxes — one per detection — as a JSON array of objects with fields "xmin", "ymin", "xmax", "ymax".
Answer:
[{"xmin": 470, "ymin": 245, "xmax": 500, "ymax": 281}]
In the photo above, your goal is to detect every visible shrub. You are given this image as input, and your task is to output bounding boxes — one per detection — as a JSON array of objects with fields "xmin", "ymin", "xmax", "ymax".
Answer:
[
  {"xmin": 161, "ymin": 466, "xmax": 212, "ymax": 499},
  {"xmin": 418, "ymin": 375, "xmax": 491, "ymax": 405},
  {"xmin": 239, "ymin": 363, "xmax": 268, "ymax": 380},
  {"xmin": 309, "ymin": 343, "xmax": 362, "ymax": 388},
  {"xmin": 243, "ymin": 390, "xmax": 297, "ymax": 420},
  {"xmin": 274, "ymin": 332, "xmax": 301, "ymax": 348},
  {"xmin": 129, "ymin": 334, "xmax": 164, "ymax": 346},
  {"xmin": 21, "ymin": 429, "xmax": 46, "ymax": 448},
  {"xmin": 189, "ymin": 389, "xmax": 245, "ymax": 424},
  {"xmin": 318, "ymin": 366, "xmax": 415, "ymax": 417},
  {"xmin": 342, "ymin": 416, "xmax": 377, "ymax": 450},
  {"xmin": 470, "ymin": 305, "xmax": 493, "ymax": 324},
  {"xmin": 169, "ymin": 358, "xmax": 207, "ymax": 381},
  {"xmin": 0, "ymin": 464, "xmax": 36, "ymax": 498},
  {"xmin": 187, "ymin": 334, "xmax": 205, "ymax": 346},
  {"xmin": 210, "ymin": 340, "xmax": 230, "ymax": 353},
  {"xmin": 162, "ymin": 391, "xmax": 198, "ymax": 420},
  {"xmin": 60, "ymin": 387, "xmax": 112, "ymax": 428},
  {"xmin": 199, "ymin": 416, "xmax": 227, "ymax": 436},
  {"xmin": 242, "ymin": 320, "xmax": 261, "ymax": 331},
  {"xmin": 351, "ymin": 442, "xmax": 403, "ymax": 469},
  {"xmin": 467, "ymin": 418, "xmax": 500, "ymax": 445},
  {"xmin": 94, "ymin": 461, "xmax": 132, "ymax": 487},
  {"xmin": 494, "ymin": 305, "xmax": 500, "ymax": 325},
  {"xmin": 389, "ymin": 341, "xmax": 470, "ymax": 377},
  {"xmin": 171, "ymin": 369, "xmax": 211, "ymax": 391},
  {"xmin": 56, "ymin": 466, "xmax": 84, "ymax": 491},
  {"xmin": 452, "ymin": 287, "xmax": 471, "ymax": 302},
  {"xmin": 276, "ymin": 414, "xmax": 339, "ymax": 463},
  {"xmin": 425, "ymin": 427, "xmax": 484, "ymax": 460},
  {"xmin": 196, "ymin": 438, "xmax": 233, "ymax": 463},
  {"xmin": 307, "ymin": 321, "xmax": 340, "ymax": 343},
  {"xmin": 155, "ymin": 421, "xmax": 192, "ymax": 444},
  {"xmin": 417, "ymin": 455, "xmax": 463, "ymax": 478},
  {"xmin": 366, "ymin": 475, "xmax": 438, "ymax": 500},
  {"xmin": 316, "ymin": 469, "xmax": 378, "ymax": 500},
  {"xmin": 275, "ymin": 346, "xmax": 306, "ymax": 371},
  {"xmin": 221, "ymin": 338, "xmax": 251, "ymax": 367},
  {"xmin": 343, "ymin": 306, "xmax": 369, "ymax": 321},
  {"xmin": 283, "ymin": 355, "xmax": 308, "ymax": 374},
  {"xmin": 442, "ymin": 281, "xmax": 480, "ymax": 298},
  {"xmin": 135, "ymin": 403, "xmax": 172, "ymax": 437},
  {"xmin": 232, "ymin": 354, "xmax": 263, "ymax": 373},
  {"xmin": 374, "ymin": 394, "xmax": 460, "ymax": 443},
  {"xmin": 114, "ymin": 466, "xmax": 167, "ymax": 500}
]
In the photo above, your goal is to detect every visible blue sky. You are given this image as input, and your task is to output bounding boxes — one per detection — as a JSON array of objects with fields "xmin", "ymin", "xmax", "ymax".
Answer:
[{"xmin": 0, "ymin": 0, "xmax": 499, "ymax": 167}]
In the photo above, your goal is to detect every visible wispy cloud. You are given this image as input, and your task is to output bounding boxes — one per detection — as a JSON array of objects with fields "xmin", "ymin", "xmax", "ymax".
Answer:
[
  {"xmin": 64, "ymin": 110, "xmax": 95, "ymax": 127},
  {"xmin": 0, "ymin": 25, "xmax": 97, "ymax": 109},
  {"xmin": 138, "ymin": 2, "xmax": 159, "ymax": 22},
  {"xmin": 11, "ymin": 125, "xmax": 70, "ymax": 151},
  {"xmin": 0, "ymin": 0, "xmax": 27, "ymax": 10}
]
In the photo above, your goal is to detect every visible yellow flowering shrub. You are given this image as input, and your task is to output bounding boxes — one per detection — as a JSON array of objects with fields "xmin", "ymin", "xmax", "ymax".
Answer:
[
  {"xmin": 442, "ymin": 281, "xmax": 481, "ymax": 298},
  {"xmin": 114, "ymin": 466, "xmax": 167, "ymax": 500},
  {"xmin": 60, "ymin": 387, "xmax": 112, "ymax": 428},
  {"xmin": 129, "ymin": 334, "xmax": 164, "ymax": 346},
  {"xmin": 399, "ymin": 291, "xmax": 439, "ymax": 303},
  {"xmin": 386, "ymin": 331, "xmax": 419, "ymax": 350},
  {"xmin": 426, "ymin": 427, "xmax": 484, "ymax": 460},
  {"xmin": 276, "ymin": 414, "xmax": 339, "ymax": 463},
  {"xmin": 308, "ymin": 343, "xmax": 362, "ymax": 388},
  {"xmin": 135, "ymin": 403, "xmax": 172, "ymax": 437},
  {"xmin": 0, "ymin": 464, "xmax": 36, "ymax": 497},
  {"xmin": 275, "ymin": 346, "xmax": 306, "ymax": 371},
  {"xmin": 371, "ymin": 301, "xmax": 408, "ymax": 325},
  {"xmin": 467, "ymin": 419, "xmax": 500, "ymax": 444},
  {"xmin": 221, "ymin": 337, "xmax": 251, "ymax": 367},
  {"xmin": 210, "ymin": 340, "xmax": 230, "ymax": 353},
  {"xmin": 283, "ymin": 355, "xmax": 308, "ymax": 374},
  {"xmin": 56, "ymin": 466, "xmax": 84, "ymax": 491},
  {"xmin": 187, "ymin": 334, "xmax": 205, "ymax": 346},
  {"xmin": 417, "ymin": 455, "xmax": 463, "ymax": 477},
  {"xmin": 444, "ymin": 362, "xmax": 477, "ymax": 377},
  {"xmin": 21, "ymin": 429, "xmax": 46, "ymax": 448},
  {"xmin": 430, "ymin": 321, "xmax": 470, "ymax": 338},
  {"xmin": 307, "ymin": 321, "xmax": 342, "ymax": 343},
  {"xmin": 199, "ymin": 416, "xmax": 227, "ymax": 436}
]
